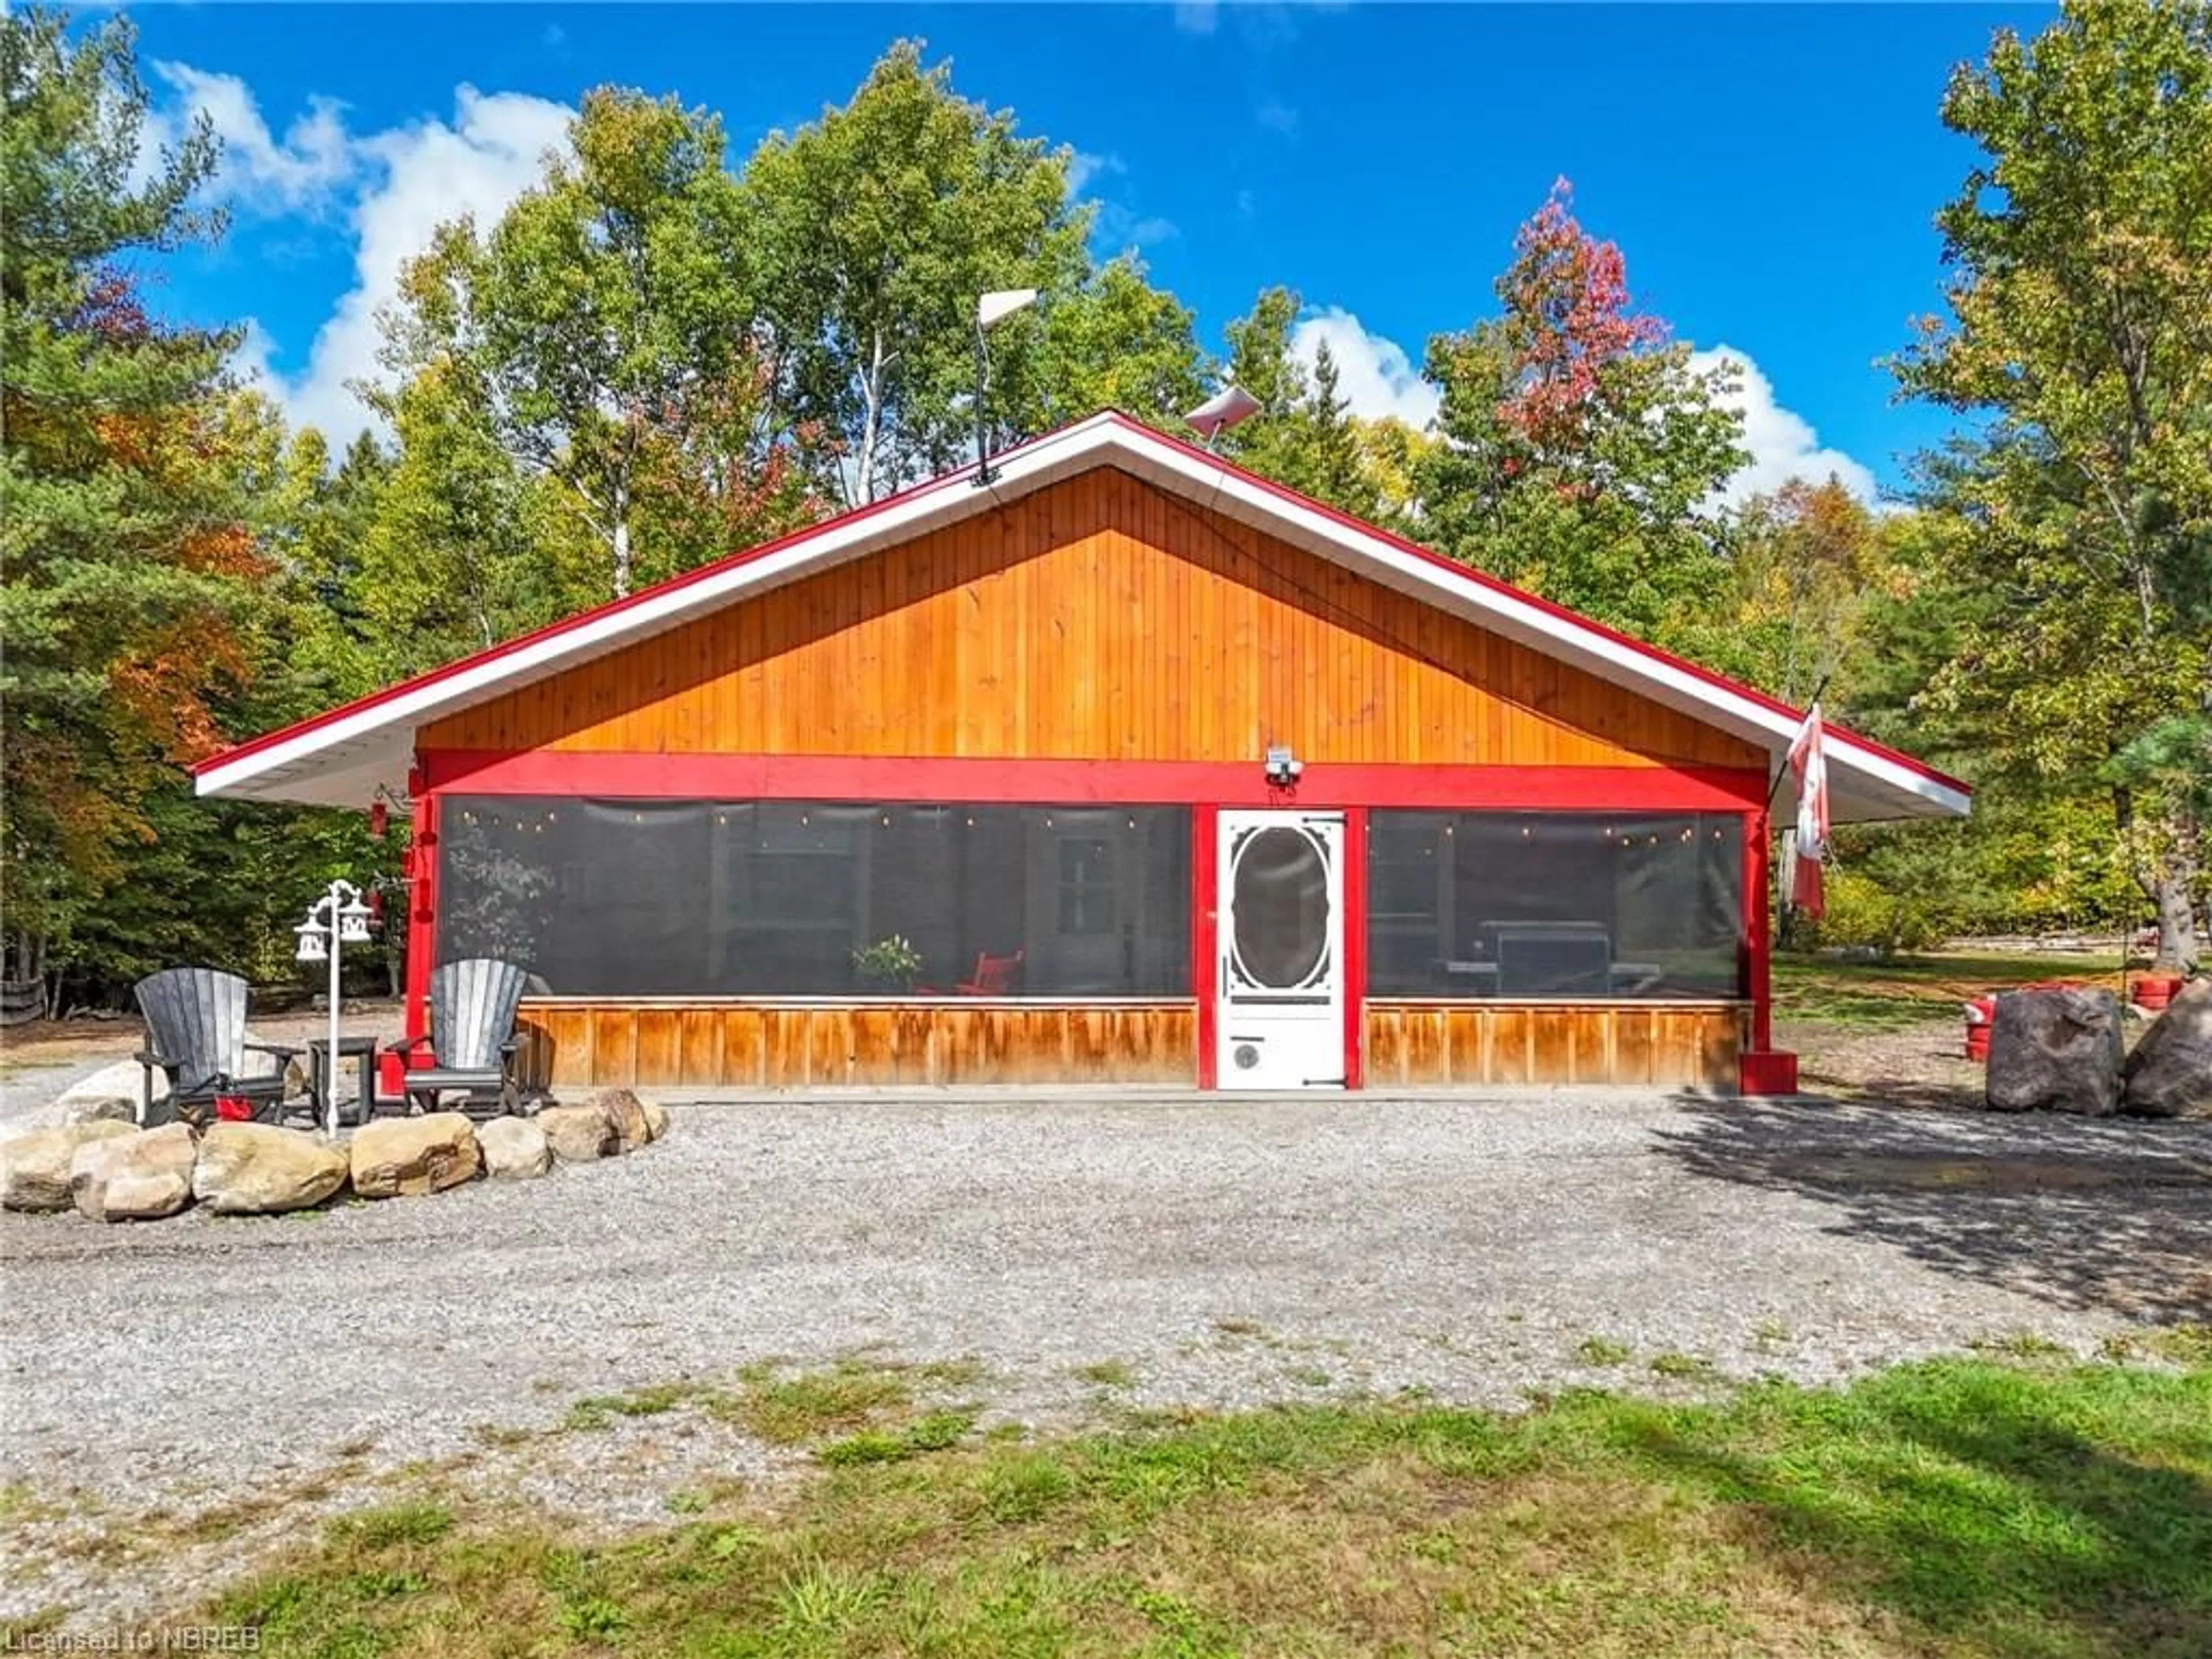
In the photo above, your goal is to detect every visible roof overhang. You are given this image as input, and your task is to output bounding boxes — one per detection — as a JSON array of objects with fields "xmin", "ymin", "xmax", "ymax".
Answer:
[{"xmin": 196, "ymin": 412, "xmax": 1970, "ymax": 824}]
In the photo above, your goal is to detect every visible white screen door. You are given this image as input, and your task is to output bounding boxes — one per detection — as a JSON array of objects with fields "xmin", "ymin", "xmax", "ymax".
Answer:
[{"xmin": 1216, "ymin": 810, "xmax": 1347, "ymax": 1089}]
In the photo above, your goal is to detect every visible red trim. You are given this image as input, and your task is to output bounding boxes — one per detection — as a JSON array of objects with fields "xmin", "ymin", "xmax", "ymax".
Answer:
[
  {"xmin": 404, "ymin": 789, "xmax": 438, "ymax": 1050},
  {"xmin": 422, "ymin": 751, "xmax": 1770, "ymax": 812},
  {"xmin": 1744, "ymin": 808, "xmax": 1772, "ymax": 1054},
  {"xmin": 1193, "ymin": 804, "xmax": 1219, "ymax": 1089},
  {"xmin": 1342, "ymin": 806, "xmax": 1368, "ymax": 1090},
  {"xmin": 195, "ymin": 411, "xmax": 1968, "ymax": 805}
]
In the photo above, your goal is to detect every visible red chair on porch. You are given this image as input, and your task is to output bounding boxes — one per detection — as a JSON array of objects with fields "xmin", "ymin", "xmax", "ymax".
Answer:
[{"xmin": 955, "ymin": 950, "xmax": 1023, "ymax": 996}]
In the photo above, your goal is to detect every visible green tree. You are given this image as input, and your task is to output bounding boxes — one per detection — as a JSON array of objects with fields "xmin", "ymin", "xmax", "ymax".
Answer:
[
  {"xmin": 1893, "ymin": 0, "xmax": 2212, "ymax": 968},
  {"xmin": 1683, "ymin": 478, "xmax": 1884, "ymax": 703},
  {"xmin": 741, "ymin": 41, "xmax": 1090, "ymax": 506},
  {"xmin": 0, "ymin": 7, "xmax": 256, "ymax": 997},
  {"xmin": 1014, "ymin": 252, "xmax": 1208, "ymax": 432},
  {"xmin": 1214, "ymin": 286, "xmax": 1383, "ymax": 517},
  {"xmin": 1414, "ymin": 180, "xmax": 1745, "ymax": 649},
  {"xmin": 381, "ymin": 87, "xmax": 801, "ymax": 600},
  {"xmin": 355, "ymin": 359, "xmax": 576, "ymax": 679}
]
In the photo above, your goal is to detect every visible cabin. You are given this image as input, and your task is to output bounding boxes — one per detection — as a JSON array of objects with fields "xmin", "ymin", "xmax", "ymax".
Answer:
[{"xmin": 195, "ymin": 412, "xmax": 1969, "ymax": 1096}]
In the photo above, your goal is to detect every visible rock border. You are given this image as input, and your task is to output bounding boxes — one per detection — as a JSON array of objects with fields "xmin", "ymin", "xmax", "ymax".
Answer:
[{"xmin": 0, "ymin": 1088, "xmax": 668, "ymax": 1224}]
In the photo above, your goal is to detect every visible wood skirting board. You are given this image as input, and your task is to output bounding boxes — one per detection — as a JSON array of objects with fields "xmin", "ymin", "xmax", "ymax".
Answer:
[
  {"xmin": 517, "ymin": 1001, "xmax": 1200, "ymax": 1090},
  {"xmin": 517, "ymin": 998, "xmax": 1748, "ymax": 1092},
  {"xmin": 1365, "ymin": 1001, "xmax": 1748, "ymax": 1091}
]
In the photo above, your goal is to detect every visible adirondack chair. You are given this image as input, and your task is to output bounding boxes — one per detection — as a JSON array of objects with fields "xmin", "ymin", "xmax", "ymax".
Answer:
[
  {"xmin": 132, "ymin": 968, "xmax": 301, "ymax": 1127},
  {"xmin": 955, "ymin": 949, "xmax": 1024, "ymax": 996},
  {"xmin": 388, "ymin": 957, "xmax": 527, "ymax": 1118}
]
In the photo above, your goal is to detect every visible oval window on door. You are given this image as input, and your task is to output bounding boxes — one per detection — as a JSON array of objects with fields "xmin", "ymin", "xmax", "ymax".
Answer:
[{"xmin": 1230, "ymin": 825, "xmax": 1331, "ymax": 990}]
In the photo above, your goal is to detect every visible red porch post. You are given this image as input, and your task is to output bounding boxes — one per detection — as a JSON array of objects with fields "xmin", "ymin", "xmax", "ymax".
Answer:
[
  {"xmin": 1341, "ymin": 806, "xmax": 1368, "ymax": 1090},
  {"xmin": 403, "ymin": 787, "xmax": 440, "ymax": 1045},
  {"xmin": 1192, "ymin": 803, "xmax": 1218, "ymax": 1089},
  {"xmin": 1738, "ymin": 806, "xmax": 1797, "ymax": 1095}
]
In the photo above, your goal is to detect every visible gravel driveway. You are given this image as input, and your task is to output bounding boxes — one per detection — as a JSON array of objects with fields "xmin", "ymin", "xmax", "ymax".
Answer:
[{"xmin": 4, "ymin": 1089, "xmax": 2209, "ymax": 1631}]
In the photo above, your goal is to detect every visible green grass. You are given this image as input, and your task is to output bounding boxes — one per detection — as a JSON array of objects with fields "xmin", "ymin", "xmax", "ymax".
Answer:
[
  {"xmin": 1772, "ymin": 950, "xmax": 2129, "ymax": 1031},
  {"xmin": 562, "ymin": 1381, "xmax": 709, "ymax": 1432},
  {"xmin": 1575, "ymin": 1335, "xmax": 1634, "ymax": 1367},
  {"xmin": 724, "ymin": 1360, "xmax": 921, "ymax": 1445},
  {"xmin": 165, "ymin": 1356, "xmax": 2212, "ymax": 1657}
]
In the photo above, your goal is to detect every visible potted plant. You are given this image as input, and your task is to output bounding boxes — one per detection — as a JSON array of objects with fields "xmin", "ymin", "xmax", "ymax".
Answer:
[{"xmin": 851, "ymin": 934, "xmax": 924, "ymax": 993}]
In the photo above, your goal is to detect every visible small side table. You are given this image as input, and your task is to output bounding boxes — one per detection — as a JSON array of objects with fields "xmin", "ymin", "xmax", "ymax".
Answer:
[{"xmin": 307, "ymin": 1036, "xmax": 381, "ymax": 1127}]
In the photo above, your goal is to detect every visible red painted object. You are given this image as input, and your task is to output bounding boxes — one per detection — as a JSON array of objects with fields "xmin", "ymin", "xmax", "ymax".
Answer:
[
  {"xmin": 2134, "ymin": 974, "xmax": 2184, "ymax": 1013},
  {"xmin": 1739, "ymin": 1050, "xmax": 1798, "ymax": 1096},
  {"xmin": 419, "ymin": 749, "xmax": 1770, "ymax": 812},
  {"xmin": 213, "ymin": 1095, "xmax": 255, "ymax": 1122},
  {"xmin": 1964, "ymin": 996, "xmax": 1998, "ymax": 1062},
  {"xmin": 377, "ymin": 1050, "xmax": 410, "ymax": 1104}
]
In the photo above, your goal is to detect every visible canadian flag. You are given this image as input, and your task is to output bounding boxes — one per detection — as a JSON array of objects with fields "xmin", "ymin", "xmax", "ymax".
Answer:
[{"xmin": 1787, "ymin": 703, "xmax": 1830, "ymax": 918}]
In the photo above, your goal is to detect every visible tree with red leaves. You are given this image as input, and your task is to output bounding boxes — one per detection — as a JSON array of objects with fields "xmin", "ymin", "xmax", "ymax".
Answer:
[{"xmin": 1415, "ymin": 179, "xmax": 1745, "ymax": 649}]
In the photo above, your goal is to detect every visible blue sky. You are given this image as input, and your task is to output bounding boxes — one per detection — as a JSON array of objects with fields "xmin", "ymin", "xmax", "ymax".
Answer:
[{"xmin": 126, "ymin": 2, "xmax": 2054, "ymax": 501}]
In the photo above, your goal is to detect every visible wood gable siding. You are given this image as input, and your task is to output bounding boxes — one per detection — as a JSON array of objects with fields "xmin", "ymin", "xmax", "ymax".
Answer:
[{"xmin": 420, "ymin": 468, "xmax": 1763, "ymax": 772}]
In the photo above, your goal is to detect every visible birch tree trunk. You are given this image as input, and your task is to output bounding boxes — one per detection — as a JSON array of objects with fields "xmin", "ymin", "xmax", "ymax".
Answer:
[{"xmin": 2151, "ymin": 850, "xmax": 2202, "ymax": 972}]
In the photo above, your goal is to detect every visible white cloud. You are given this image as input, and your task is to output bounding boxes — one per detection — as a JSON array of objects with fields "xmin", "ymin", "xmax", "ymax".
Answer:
[
  {"xmin": 150, "ymin": 62, "xmax": 356, "ymax": 211},
  {"xmin": 1688, "ymin": 345, "xmax": 1879, "ymax": 506},
  {"xmin": 1067, "ymin": 150, "xmax": 1124, "ymax": 195},
  {"xmin": 1289, "ymin": 307, "xmax": 1439, "ymax": 429},
  {"xmin": 1255, "ymin": 99, "xmax": 1299, "ymax": 138},
  {"xmin": 1093, "ymin": 204, "xmax": 1177, "ymax": 250},
  {"xmin": 1068, "ymin": 150, "xmax": 1172, "ymax": 251},
  {"xmin": 1174, "ymin": 1, "xmax": 1219, "ymax": 34},
  {"xmin": 222, "ymin": 84, "xmax": 573, "ymax": 445}
]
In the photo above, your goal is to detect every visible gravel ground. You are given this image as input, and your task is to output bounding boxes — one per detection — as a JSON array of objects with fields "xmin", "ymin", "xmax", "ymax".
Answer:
[{"xmin": 3, "ymin": 1086, "xmax": 2209, "ymax": 1633}]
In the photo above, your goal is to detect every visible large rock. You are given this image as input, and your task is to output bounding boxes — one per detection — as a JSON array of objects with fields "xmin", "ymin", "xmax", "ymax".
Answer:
[
  {"xmin": 0, "ymin": 1120, "xmax": 138, "ymax": 1213},
  {"xmin": 476, "ymin": 1116, "xmax": 552, "ymax": 1180},
  {"xmin": 62, "ymin": 1095, "xmax": 137, "ymax": 1128},
  {"xmin": 2123, "ymin": 976, "xmax": 2212, "ymax": 1119},
  {"xmin": 56, "ymin": 1058, "xmax": 162, "ymax": 1120},
  {"xmin": 1986, "ymin": 986, "xmax": 2124, "ymax": 1115},
  {"xmin": 539, "ymin": 1103, "xmax": 618, "ymax": 1163},
  {"xmin": 350, "ymin": 1112, "xmax": 482, "ymax": 1198},
  {"xmin": 641, "ymin": 1100, "xmax": 670, "ymax": 1143},
  {"xmin": 590, "ymin": 1088, "xmax": 653, "ymax": 1152},
  {"xmin": 192, "ymin": 1122, "xmax": 349, "ymax": 1214},
  {"xmin": 70, "ymin": 1123, "xmax": 198, "ymax": 1222}
]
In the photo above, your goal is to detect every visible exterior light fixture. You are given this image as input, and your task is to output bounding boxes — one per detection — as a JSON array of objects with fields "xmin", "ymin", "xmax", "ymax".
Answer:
[
  {"xmin": 1263, "ymin": 745, "xmax": 1304, "ymax": 787},
  {"xmin": 972, "ymin": 289, "xmax": 1039, "ymax": 487},
  {"xmin": 294, "ymin": 878, "xmax": 379, "ymax": 1138}
]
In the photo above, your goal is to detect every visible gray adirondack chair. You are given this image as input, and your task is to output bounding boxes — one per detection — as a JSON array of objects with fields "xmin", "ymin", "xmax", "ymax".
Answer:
[
  {"xmin": 389, "ymin": 958, "xmax": 527, "ymax": 1117},
  {"xmin": 133, "ymin": 968, "xmax": 301, "ymax": 1127}
]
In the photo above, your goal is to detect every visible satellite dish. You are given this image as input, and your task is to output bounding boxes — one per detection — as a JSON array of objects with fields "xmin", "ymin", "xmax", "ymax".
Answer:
[
  {"xmin": 1185, "ymin": 384, "xmax": 1262, "ymax": 450},
  {"xmin": 978, "ymin": 289, "xmax": 1039, "ymax": 329}
]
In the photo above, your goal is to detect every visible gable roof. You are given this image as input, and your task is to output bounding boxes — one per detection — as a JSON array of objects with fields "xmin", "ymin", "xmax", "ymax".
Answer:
[{"xmin": 195, "ymin": 411, "xmax": 1969, "ymax": 823}]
